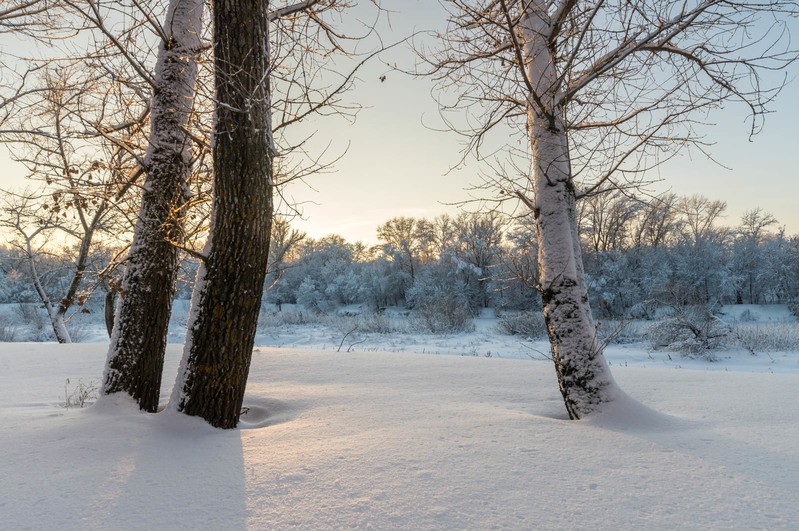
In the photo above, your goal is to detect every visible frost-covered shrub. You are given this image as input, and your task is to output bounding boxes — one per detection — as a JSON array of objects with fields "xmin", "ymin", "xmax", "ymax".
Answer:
[
  {"xmin": 627, "ymin": 302, "xmax": 649, "ymax": 320},
  {"xmin": 66, "ymin": 322, "xmax": 93, "ymax": 343},
  {"xmin": 595, "ymin": 319, "xmax": 649, "ymax": 345},
  {"xmin": 496, "ymin": 311, "xmax": 547, "ymax": 339},
  {"xmin": 12, "ymin": 303, "xmax": 54, "ymax": 341},
  {"xmin": 628, "ymin": 300, "xmax": 661, "ymax": 320},
  {"xmin": 732, "ymin": 323, "xmax": 799, "ymax": 352},
  {"xmin": 648, "ymin": 305, "xmax": 730, "ymax": 356},
  {"xmin": 354, "ymin": 312, "xmax": 399, "ymax": 334},
  {"xmin": 406, "ymin": 266, "xmax": 475, "ymax": 334},
  {"xmin": 411, "ymin": 297, "xmax": 475, "ymax": 334},
  {"xmin": 325, "ymin": 312, "xmax": 409, "ymax": 336},
  {"xmin": 296, "ymin": 277, "xmax": 332, "ymax": 314},
  {"xmin": 16, "ymin": 303, "xmax": 46, "ymax": 331},
  {"xmin": 737, "ymin": 308, "xmax": 757, "ymax": 322},
  {"xmin": 0, "ymin": 314, "xmax": 16, "ymax": 342},
  {"xmin": 258, "ymin": 309, "xmax": 312, "ymax": 328}
]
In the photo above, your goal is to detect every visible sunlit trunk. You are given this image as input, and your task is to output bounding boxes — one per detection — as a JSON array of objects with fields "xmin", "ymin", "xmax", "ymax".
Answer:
[{"xmin": 102, "ymin": 0, "xmax": 204, "ymax": 412}]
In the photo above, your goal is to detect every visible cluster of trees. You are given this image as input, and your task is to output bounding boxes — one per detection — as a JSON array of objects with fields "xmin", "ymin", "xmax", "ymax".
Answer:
[
  {"xmin": 580, "ymin": 194, "xmax": 799, "ymax": 316},
  {"xmin": 265, "ymin": 213, "xmax": 536, "ymax": 330},
  {"xmin": 262, "ymin": 198, "xmax": 799, "ymax": 321},
  {"xmin": 0, "ymin": 0, "xmax": 381, "ymax": 428},
  {"xmin": 6, "ymin": 193, "xmax": 796, "ymax": 336}
]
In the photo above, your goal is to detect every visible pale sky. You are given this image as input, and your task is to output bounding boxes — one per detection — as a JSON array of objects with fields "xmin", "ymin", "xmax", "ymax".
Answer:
[
  {"xmin": 2, "ymin": 1, "xmax": 797, "ymax": 244},
  {"xmin": 281, "ymin": 1, "xmax": 799, "ymax": 243}
]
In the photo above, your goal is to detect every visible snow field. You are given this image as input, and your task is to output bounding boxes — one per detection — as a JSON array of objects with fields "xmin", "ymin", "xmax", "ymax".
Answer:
[{"xmin": 1, "ymin": 343, "xmax": 798, "ymax": 529}]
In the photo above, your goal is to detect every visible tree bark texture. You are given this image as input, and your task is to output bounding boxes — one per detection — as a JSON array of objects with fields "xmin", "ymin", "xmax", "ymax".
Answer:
[
  {"xmin": 172, "ymin": 0, "xmax": 273, "ymax": 429},
  {"xmin": 521, "ymin": 3, "xmax": 617, "ymax": 419},
  {"xmin": 102, "ymin": 0, "xmax": 204, "ymax": 412}
]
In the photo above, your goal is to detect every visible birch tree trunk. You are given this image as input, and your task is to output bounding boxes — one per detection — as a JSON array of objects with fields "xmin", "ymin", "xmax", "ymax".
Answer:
[
  {"xmin": 172, "ymin": 0, "xmax": 273, "ymax": 429},
  {"xmin": 19, "ymin": 235, "xmax": 71, "ymax": 343},
  {"xmin": 521, "ymin": 3, "xmax": 617, "ymax": 419},
  {"xmin": 102, "ymin": 0, "xmax": 204, "ymax": 412}
]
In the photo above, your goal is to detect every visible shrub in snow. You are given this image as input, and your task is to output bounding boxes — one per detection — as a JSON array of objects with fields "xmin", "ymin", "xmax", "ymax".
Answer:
[
  {"xmin": 628, "ymin": 300, "xmax": 661, "ymax": 320},
  {"xmin": 0, "ymin": 314, "xmax": 15, "ymax": 342},
  {"xmin": 732, "ymin": 323, "xmax": 799, "ymax": 352},
  {"xmin": 296, "ymin": 277, "xmax": 332, "ymax": 314},
  {"xmin": 411, "ymin": 297, "xmax": 475, "ymax": 334},
  {"xmin": 648, "ymin": 305, "xmax": 730, "ymax": 356},
  {"xmin": 258, "ymin": 309, "xmax": 310, "ymax": 328},
  {"xmin": 353, "ymin": 312, "xmax": 400, "ymax": 334},
  {"xmin": 406, "ymin": 266, "xmax": 475, "ymax": 334},
  {"xmin": 15, "ymin": 303, "xmax": 46, "ymax": 331},
  {"xmin": 496, "ymin": 311, "xmax": 547, "ymax": 339},
  {"xmin": 737, "ymin": 308, "xmax": 757, "ymax": 322},
  {"xmin": 66, "ymin": 321, "xmax": 93, "ymax": 343},
  {"xmin": 595, "ymin": 319, "xmax": 649, "ymax": 345},
  {"xmin": 63, "ymin": 378, "xmax": 99, "ymax": 408}
]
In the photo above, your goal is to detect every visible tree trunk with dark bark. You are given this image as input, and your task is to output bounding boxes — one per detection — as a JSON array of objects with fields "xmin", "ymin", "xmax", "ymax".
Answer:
[
  {"xmin": 172, "ymin": 0, "xmax": 273, "ymax": 429},
  {"xmin": 104, "ymin": 290, "xmax": 116, "ymax": 338},
  {"xmin": 102, "ymin": 0, "xmax": 204, "ymax": 412}
]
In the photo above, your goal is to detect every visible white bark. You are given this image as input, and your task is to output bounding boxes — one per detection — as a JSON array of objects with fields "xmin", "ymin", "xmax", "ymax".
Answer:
[
  {"xmin": 23, "ymin": 236, "xmax": 71, "ymax": 343},
  {"xmin": 521, "ymin": 2, "xmax": 617, "ymax": 418}
]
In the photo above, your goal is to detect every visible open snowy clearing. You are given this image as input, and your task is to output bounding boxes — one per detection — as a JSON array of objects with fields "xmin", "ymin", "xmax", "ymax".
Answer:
[{"xmin": 2, "ymin": 342, "xmax": 798, "ymax": 529}]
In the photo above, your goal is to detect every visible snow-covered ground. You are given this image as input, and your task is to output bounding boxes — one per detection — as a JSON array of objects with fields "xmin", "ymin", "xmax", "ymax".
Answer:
[
  {"xmin": 1, "ymin": 304, "xmax": 799, "ymax": 529},
  {"xmin": 5, "ymin": 301, "xmax": 797, "ymax": 372}
]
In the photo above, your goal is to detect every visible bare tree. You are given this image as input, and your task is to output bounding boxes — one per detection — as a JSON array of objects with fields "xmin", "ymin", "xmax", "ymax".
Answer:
[
  {"xmin": 1, "ymin": 0, "xmax": 383, "ymax": 416},
  {"xmin": 0, "ymin": 66, "xmax": 143, "ymax": 343},
  {"xmin": 733, "ymin": 207, "xmax": 778, "ymax": 304},
  {"xmin": 426, "ymin": 1, "xmax": 798, "ymax": 418},
  {"xmin": 1, "ymin": 2, "xmax": 212, "ymax": 396},
  {"xmin": 265, "ymin": 216, "xmax": 307, "ymax": 296},
  {"xmin": 170, "ymin": 0, "xmax": 274, "ymax": 428},
  {"xmin": 377, "ymin": 216, "xmax": 422, "ymax": 280},
  {"xmin": 0, "ymin": 0, "xmax": 52, "ymax": 36},
  {"xmin": 632, "ymin": 193, "xmax": 682, "ymax": 249},
  {"xmin": 678, "ymin": 194, "xmax": 728, "ymax": 246},
  {"xmin": 0, "ymin": 194, "xmax": 74, "ymax": 341},
  {"xmin": 452, "ymin": 211, "xmax": 505, "ymax": 308},
  {"xmin": 579, "ymin": 191, "xmax": 642, "ymax": 253}
]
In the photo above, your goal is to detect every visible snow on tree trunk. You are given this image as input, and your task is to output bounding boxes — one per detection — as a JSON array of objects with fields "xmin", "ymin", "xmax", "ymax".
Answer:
[
  {"xmin": 48, "ymin": 310, "xmax": 71, "ymax": 344},
  {"xmin": 522, "ymin": 3, "xmax": 618, "ymax": 419},
  {"xmin": 102, "ymin": 0, "xmax": 204, "ymax": 412},
  {"xmin": 171, "ymin": 0, "xmax": 273, "ymax": 429},
  {"xmin": 24, "ymin": 242, "xmax": 71, "ymax": 343}
]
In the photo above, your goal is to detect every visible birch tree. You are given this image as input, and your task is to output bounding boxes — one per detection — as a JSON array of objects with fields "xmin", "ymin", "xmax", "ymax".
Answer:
[{"xmin": 428, "ymin": 1, "xmax": 798, "ymax": 418}]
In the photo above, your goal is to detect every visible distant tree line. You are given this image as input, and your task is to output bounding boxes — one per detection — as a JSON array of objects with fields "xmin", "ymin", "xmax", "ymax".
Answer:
[
  {"xmin": 579, "ymin": 193, "xmax": 799, "ymax": 315},
  {"xmin": 265, "ymin": 198, "xmax": 798, "ymax": 321},
  {"xmin": 3, "ymin": 193, "xmax": 797, "ymax": 330}
]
